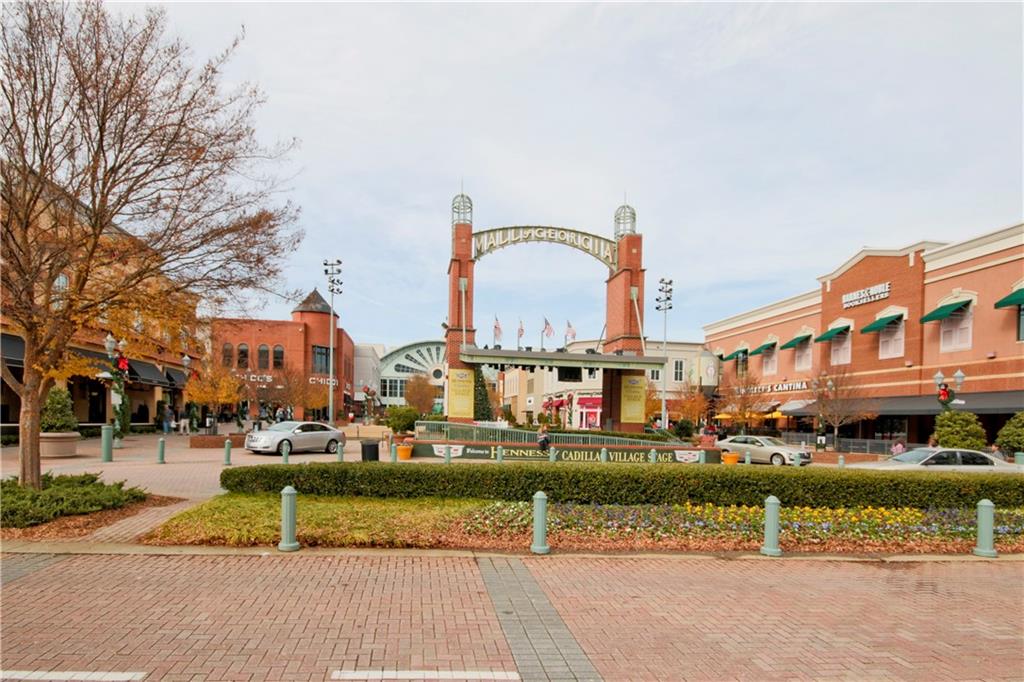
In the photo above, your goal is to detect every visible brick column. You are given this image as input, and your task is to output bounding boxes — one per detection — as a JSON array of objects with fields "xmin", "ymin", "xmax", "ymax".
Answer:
[
  {"xmin": 445, "ymin": 221, "xmax": 476, "ymax": 422},
  {"xmin": 601, "ymin": 232, "xmax": 646, "ymax": 432}
]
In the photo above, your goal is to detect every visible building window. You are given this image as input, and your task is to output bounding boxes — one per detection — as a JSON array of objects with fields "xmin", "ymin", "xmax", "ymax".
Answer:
[
  {"xmin": 940, "ymin": 307, "xmax": 972, "ymax": 352},
  {"xmin": 830, "ymin": 332, "xmax": 851, "ymax": 365},
  {"xmin": 762, "ymin": 348, "xmax": 777, "ymax": 376},
  {"xmin": 54, "ymin": 273, "xmax": 69, "ymax": 292},
  {"xmin": 381, "ymin": 378, "xmax": 406, "ymax": 398},
  {"xmin": 1018, "ymin": 306, "xmax": 1024, "ymax": 342},
  {"xmin": 879, "ymin": 320, "xmax": 905, "ymax": 359},
  {"xmin": 794, "ymin": 339, "xmax": 811, "ymax": 372},
  {"xmin": 257, "ymin": 344, "xmax": 269, "ymax": 370},
  {"xmin": 273, "ymin": 345, "xmax": 284, "ymax": 369},
  {"xmin": 587, "ymin": 368, "xmax": 598, "ymax": 380},
  {"xmin": 312, "ymin": 345, "xmax": 330, "ymax": 374},
  {"xmin": 674, "ymin": 360, "xmax": 685, "ymax": 382},
  {"xmin": 736, "ymin": 353, "xmax": 748, "ymax": 377},
  {"xmin": 222, "ymin": 343, "xmax": 233, "ymax": 368},
  {"xmin": 650, "ymin": 368, "xmax": 660, "ymax": 381},
  {"xmin": 237, "ymin": 343, "xmax": 249, "ymax": 369}
]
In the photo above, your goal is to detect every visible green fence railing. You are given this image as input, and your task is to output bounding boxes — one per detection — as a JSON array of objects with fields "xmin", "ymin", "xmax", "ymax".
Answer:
[{"xmin": 414, "ymin": 420, "xmax": 678, "ymax": 447}]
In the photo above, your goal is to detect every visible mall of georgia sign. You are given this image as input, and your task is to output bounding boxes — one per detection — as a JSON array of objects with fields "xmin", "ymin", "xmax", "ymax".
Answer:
[{"xmin": 473, "ymin": 226, "xmax": 618, "ymax": 269}]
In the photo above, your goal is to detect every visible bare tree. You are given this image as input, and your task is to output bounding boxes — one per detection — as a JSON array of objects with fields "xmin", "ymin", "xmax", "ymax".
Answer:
[
  {"xmin": 1, "ymin": 3, "xmax": 301, "ymax": 487},
  {"xmin": 718, "ymin": 370, "xmax": 774, "ymax": 434},
  {"xmin": 811, "ymin": 369, "xmax": 879, "ymax": 446}
]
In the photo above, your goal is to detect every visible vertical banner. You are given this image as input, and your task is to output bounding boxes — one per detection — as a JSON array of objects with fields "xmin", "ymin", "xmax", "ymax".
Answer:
[
  {"xmin": 447, "ymin": 368, "xmax": 475, "ymax": 419},
  {"xmin": 620, "ymin": 374, "xmax": 646, "ymax": 423}
]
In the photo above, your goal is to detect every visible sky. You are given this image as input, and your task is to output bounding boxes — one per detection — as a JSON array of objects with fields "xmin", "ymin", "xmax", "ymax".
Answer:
[{"xmin": 126, "ymin": 2, "xmax": 1022, "ymax": 350}]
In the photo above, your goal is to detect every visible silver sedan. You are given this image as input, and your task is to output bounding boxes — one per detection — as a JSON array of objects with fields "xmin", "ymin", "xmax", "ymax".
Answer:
[
  {"xmin": 848, "ymin": 448, "xmax": 1020, "ymax": 473},
  {"xmin": 244, "ymin": 421, "xmax": 346, "ymax": 456},
  {"xmin": 717, "ymin": 435, "xmax": 813, "ymax": 466}
]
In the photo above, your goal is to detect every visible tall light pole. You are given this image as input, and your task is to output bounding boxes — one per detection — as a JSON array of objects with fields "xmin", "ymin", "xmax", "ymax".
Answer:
[
  {"xmin": 656, "ymin": 278, "xmax": 673, "ymax": 430},
  {"xmin": 323, "ymin": 259, "xmax": 343, "ymax": 425}
]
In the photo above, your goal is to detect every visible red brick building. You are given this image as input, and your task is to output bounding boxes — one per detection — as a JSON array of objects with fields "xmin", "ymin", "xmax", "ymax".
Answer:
[
  {"xmin": 212, "ymin": 290, "xmax": 355, "ymax": 422},
  {"xmin": 704, "ymin": 223, "xmax": 1023, "ymax": 444}
]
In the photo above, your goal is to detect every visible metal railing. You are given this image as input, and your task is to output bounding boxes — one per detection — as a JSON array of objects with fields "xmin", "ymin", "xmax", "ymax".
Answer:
[
  {"xmin": 779, "ymin": 431, "xmax": 927, "ymax": 455},
  {"xmin": 415, "ymin": 420, "xmax": 675, "ymax": 446}
]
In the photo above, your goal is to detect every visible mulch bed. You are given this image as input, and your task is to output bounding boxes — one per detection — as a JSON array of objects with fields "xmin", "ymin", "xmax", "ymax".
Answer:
[{"xmin": 1, "ymin": 494, "xmax": 185, "ymax": 541}]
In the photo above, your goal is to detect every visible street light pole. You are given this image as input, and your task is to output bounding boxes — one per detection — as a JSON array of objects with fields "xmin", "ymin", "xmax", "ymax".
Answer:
[
  {"xmin": 656, "ymin": 278, "xmax": 673, "ymax": 430},
  {"xmin": 323, "ymin": 259, "xmax": 343, "ymax": 426}
]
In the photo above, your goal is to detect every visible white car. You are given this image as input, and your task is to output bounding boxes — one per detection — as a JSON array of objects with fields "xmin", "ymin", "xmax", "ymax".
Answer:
[
  {"xmin": 717, "ymin": 435, "xmax": 812, "ymax": 466},
  {"xmin": 245, "ymin": 420, "xmax": 346, "ymax": 456},
  {"xmin": 848, "ymin": 448, "xmax": 1020, "ymax": 473}
]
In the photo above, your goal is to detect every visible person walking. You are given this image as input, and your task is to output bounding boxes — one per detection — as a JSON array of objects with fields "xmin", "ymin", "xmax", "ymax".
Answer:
[
  {"xmin": 162, "ymin": 404, "xmax": 173, "ymax": 435},
  {"xmin": 890, "ymin": 440, "xmax": 905, "ymax": 457},
  {"xmin": 178, "ymin": 406, "xmax": 191, "ymax": 436},
  {"xmin": 989, "ymin": 443, "xmax": 1007, "ymax": 461}
]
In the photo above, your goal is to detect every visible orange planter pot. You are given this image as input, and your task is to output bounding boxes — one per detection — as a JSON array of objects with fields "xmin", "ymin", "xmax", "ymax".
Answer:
[
  {"xmin": 722, "ymin": 452, "xmax": 739, "ymax": 466},
  {"xmin": 397, "ymin": 445, "xmax": 413, "ymax": 460}
]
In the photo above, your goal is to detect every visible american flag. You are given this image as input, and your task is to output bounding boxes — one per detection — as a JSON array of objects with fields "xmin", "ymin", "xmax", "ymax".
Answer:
[
  {"xmin": 565, "ymin": 320, "xmax": 576, "ymax": 341},
  {"xmin": 543, "ymin": 318, "xmax": 554, "ymax": 338},
  {"xmin": 493, "ymin": 316, "xmax": 502, "ymax": 342},
  {"xmin": 517, "ymin": 319, "xmax": 524, "ymax": 339}
]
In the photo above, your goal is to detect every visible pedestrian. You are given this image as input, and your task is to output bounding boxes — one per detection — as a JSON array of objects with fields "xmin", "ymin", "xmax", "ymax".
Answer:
[
  {"xmin": 927, "ymin": 435, "xmax": 938, "ymax": 447},
  {"xmin": 162, "ymin": 404, "xmax": 172, "ymax": 435},
  {"xmin": 890, "ymin": 440, "xmax": 905, "ymax": 457},
  {"xmin": 989, "ymin": 443, "xmax": 1007, "ymax": 461},
  {"xmin": 178, "ymin": 406, "xmax": 191, "ymax": 436},
  {"xmin": 537, "ymin": 423, "xmax": 550, "ymax": 453},
  {"xmin": 275, "ymin": 406, "xmax": 285, "ymax": 423}
]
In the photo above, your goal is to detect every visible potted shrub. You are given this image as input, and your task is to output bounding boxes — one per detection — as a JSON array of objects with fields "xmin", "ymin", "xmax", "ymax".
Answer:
[{"xmin": 39, "ymin": 387, "xmax": 80, "ymax": 457}]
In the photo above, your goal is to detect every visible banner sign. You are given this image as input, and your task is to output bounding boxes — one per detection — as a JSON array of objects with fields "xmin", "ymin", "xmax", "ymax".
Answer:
[
  {"xmin": 620, "ymin": 374, "xmax": 647, "ymax": 423},
  {"xmin": 413, "ymin": 442, "xmax": 721, "ymax": 464},
  {"xmin": 842, "ymin": 281, "xmax": 891, "ymax": 309},
  {"xmin": 473, "ymin": 226, "xmax": 618, "ymax": 270},
  {"xmin": 447, "ymin": 368, "xmax": 474, "ymax": 419}
]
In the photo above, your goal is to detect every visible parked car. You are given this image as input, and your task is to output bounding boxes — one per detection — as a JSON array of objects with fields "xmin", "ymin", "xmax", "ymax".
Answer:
[
  {"xmin": 244, "ymin": 421, "xmax": 346, "ymax": 455},
  {"xmin": 847, "ymin": 448, "xmax": 1020, "ymax": 473},
  {"xmin": 717, "ymin": 435, "xmax": 812, "ymax": 466}
]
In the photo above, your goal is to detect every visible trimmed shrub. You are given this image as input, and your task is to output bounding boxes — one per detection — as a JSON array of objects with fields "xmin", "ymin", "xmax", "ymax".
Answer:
[
  {"xmin": 1, "ymin": 472, "xmax": 146, "ymax": 528},
  {"xmin": 933, "ymin": 410, "xmax": 987, "ymax": 450},
  {"xmin": 221, "ymin": 461, "xmax": 1024, "ymax": 510},
  {"xmin": 385, "ymin": 406, "xmax": 419, "ymax": 434},
  {"xmin": 995, "ymin": 412, "xmax": 1024, "ymax": 455},
  {"xmin": 40, "ymin": 387, "xmax": 78, "ymax": 433}
]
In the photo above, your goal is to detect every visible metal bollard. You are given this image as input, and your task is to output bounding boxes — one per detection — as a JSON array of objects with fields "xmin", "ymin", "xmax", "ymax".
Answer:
[
  {"xmin": 744, "ymin": 451, "xmax": 751, "ymax": 466},
  {"xmin": 278, "ymin": 486, "xmax": 300, "ymax": 552},
  {"xmin": 281, "ymin": 438, "xmax": 290, "ymax": 464},
  {"xmin": 838, "ymin": 454, "xmax": 845, "ymax": 468},
  {"xmin": 390, "ymin": 443, "xmax": 397, "ymax": 463},
  {"xmin": 101, "ymin": 425, "xmax": 113, "ymax": 462},
  {"xmin": 649, "ymin": 448, "xmax": 657, "ymax": 464},
  {"xmin": 600, "ymin": 447, "xmax": 608, "ymax": 463},
  {"xmin": 531, "ymin": 491, "xmax": 550, "ymax": 555},
  {"xmin": 549, "ymin": 446, "xmax": 557, "ymax": 463},
  {"xmin": 336, "ymin": 441, "xmax": 344, "ymax": 463},
  {"xmin": 698, "ymin": 450, "xmax": 706, "ymax": 464},
  {"xmin": 793, "ymin": 452, "xmax": 802, "ymax": 467},
  {"xmin": 760, "ymin": 495, "xmax": 783, "ymax": 557},
  {"xmin": 973, "ymin": 499, "xmax": 998, "ymax": 558},
  {"xmin": 223, "ymin": 439, "xmax": 232, "ymax": 466},
  {"xmin": 496, "ymin": 445, "xmax": 504, "ymax": 463},
  {"xmin": 157, "ymin": 437, "xmax": 165, "ymax": 464},
  {"xmin": 444, "ymin": 444, "xmax": 451, "ymax": 464},
  {"xmin": 1015, "ymin": 452, "xmax": 1024, "ymax": 466}
]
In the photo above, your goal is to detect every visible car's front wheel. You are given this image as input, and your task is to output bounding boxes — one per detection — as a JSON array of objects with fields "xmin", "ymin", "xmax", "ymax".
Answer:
[
  {"xmin": 277, "ymin": 439, "xmax": 292, "ymax": 456},
  {"xmin": 770, "ymin": 453, "xmax": 786, "ymax": 466},
  {"xmin": 325, "ymin": 439, "xmax": 338, "ymax": 454}
]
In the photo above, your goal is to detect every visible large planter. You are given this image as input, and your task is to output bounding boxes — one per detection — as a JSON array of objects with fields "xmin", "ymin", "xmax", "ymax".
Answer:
[{"xmin": 39, "ymin": 432, "xmax": 80, "ymax": 458}]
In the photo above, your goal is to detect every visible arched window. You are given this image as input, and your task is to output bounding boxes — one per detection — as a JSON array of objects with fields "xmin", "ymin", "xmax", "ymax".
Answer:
[
  {"xmin": 237, "ymin": 343, "xmax": 249, "ymax": 369},
  {"xmin": 222, "ymin": 343, "xmax": 233, "ymax": 367},
  {"xmin": 258, "ymin": 344, "xmax": 269, "ymax": 370},
  {"xmin": 273, "ymin": 345, "xmax": 284, "ymax": 369}
]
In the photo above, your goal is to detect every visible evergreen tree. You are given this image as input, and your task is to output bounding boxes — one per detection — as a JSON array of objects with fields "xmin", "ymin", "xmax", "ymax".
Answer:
[
  {"xmin": 995, "ymin": 412, "xmax": 1024, "ymax": 454},
  {"xmin": 932, "ymin": 410, "xmax": 987, "ymax": 450},
  {"xmin": 473, "ymin": 368, "xmax": 493, "ymax": 421}
]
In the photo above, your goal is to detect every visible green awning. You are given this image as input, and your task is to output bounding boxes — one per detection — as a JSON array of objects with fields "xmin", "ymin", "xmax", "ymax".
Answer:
[
  {"xmin": 722, "ymin": 349, "xmax": 748, "ymax": 361},
  {"xmin": 920, "ymin": 300, "xmax": 969, "ymax": 323},
  {"xmin": 814, "ymin": 325, "xmax": 851, "ymax": 343},
  {"xmin": 779, "ymin": 333, "xmax": 811, "ymax": 350},
  {"xmin": 748, "ymin": 341, "xmax": 777, "ymax": 356},
  {"xmin": 860, "ymin": 313, "xmax": 903, "ymax": 334},
  {"xmin": 994, "ymin": 289, "xmax": 1024, "ymax": 309}
]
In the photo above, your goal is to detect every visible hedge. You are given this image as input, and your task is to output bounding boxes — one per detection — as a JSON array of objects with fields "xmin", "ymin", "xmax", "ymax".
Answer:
[
  {"xmin": 221, "ymin": 462, "xmax": 1024, "ymax": 509},
  {"xmin": 1, "ymin": 472, "xmax": 146, "ymax": 528}
]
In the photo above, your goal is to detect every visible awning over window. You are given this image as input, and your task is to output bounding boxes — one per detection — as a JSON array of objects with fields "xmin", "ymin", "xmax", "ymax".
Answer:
[
  {"xmin": 779, "ymin": 333, "xmax": 812, "ymax": 350},
  {"xmin": 1, "ymin": 334, "xmax": 25, "ymax": 368},
  {"xmin": 129, "ymin": 359, "xmax": 170, "ymax": 386},
  {"xmin": 814, "ymin": 325, "xmax": 850, "ymax": 343},
  {"xmin": 748, "ymin": 341, "xmax": 777, "ymax": 356},
  {"xmin": 165, "ymin": 368, "xmax": 188, "ymax": 387},
  {"xmin": 785, "ymin": 391, "xmax": 1023, "ymax": 417},
  {"xmin": 994, "ymin": 289, "xmax": 1024, "ymax": 309},
  {"xmin": 920, "ymin": 300, "xmax": 969, "ymax": 323},
  {"xmin": 722, "ymin": 349, "xmax": 748, "ymax": 361},
  {"xmin": 860, "ymin": 314, "xmax": 903, "ymax": 334}
]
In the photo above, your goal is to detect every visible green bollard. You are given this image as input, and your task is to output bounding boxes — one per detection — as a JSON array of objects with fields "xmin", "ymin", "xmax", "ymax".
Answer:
[
  {"xmin": 698, "ymin": 450, "xmax": 706, "ymax": 464},
  {"xmin": 278, "ymin": 485, "xmax": 300, "ymax": 552},
  {"xmin": 336, "ymin": 440, "xmax": 344, "ymax": 463},
  {"xmin": 444, "ymin": 444, "xmax": 451, "ymax": 464},
  {"xmin": 1015, "ymin": 452, "xmax": 1024, "ymax": 466},
  {"xmin": 649, "ymin": 448, "xmax": 657, "ymax": 464},
  {"xmin": 838, "ymin": 454, "xmax": 845, "ymax": 468},
  {"xmin": 496, "ymin": 445, "xmax": 504, "ymax": 463},
  {"xmin": 973, "ymin": 499, "xmax": 998, "ymax": 558},
  {"xmin": 530, "ymin": 491, "xmax": 550, "ymax": 555},
  {"xmin": 280, "ymin": 438, "xmax": 290, "ymax": 464},
  {"xmin": 793, "ymin": 452, "xmax": 802, "ymax": 467},
  {"xmin": 223, "ymin": 439, "xmax": 232, "ymax": 466},
  {"xmin": 157, "ymin": 437, "xmax": 165, "ymax": 464},
  {"xmin": 101, "ymin": 425, "xmax": 113, "ymax": 462},
  {"xmin": 390, "ymin": 443, "xmax": 397, "ymax": 463},
  {"xmin": 600, "ymin": 447, "xmax": 608, "ymax": 463},
  {"xmin": 760, "ymin": 495, "xmax": 783, "ymax": 557},
  {"xmin": 744, "ymin": 451, "xmax": 751, "ymax": 465},
  {"xmin": 549, "ymin": 446, "xmax": 557, "ymax": 463}
]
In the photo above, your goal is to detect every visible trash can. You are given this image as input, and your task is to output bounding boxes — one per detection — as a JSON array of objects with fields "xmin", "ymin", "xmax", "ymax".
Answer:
[{"xmin": 360, "ymin": 440, "xmax": 380, "ymax": 462}]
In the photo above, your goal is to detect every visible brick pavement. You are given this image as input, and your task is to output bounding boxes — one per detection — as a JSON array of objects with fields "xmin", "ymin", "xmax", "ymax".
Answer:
[{"xmin": 526, "ymin": 557, "xmax": 1024, "ymax": 681}]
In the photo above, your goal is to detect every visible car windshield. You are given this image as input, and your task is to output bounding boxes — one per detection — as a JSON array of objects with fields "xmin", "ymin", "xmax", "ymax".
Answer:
[
  {"xmin": 760, "ymin": 437, "xmax": 786, "ymax": 446},
  {"xmin": 267, "ymin": 421, "xmax": 299, "ymax": 432},
  {"xmin": 890, "ymin": 448, "xmax": 933, "ymax": 463}
]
